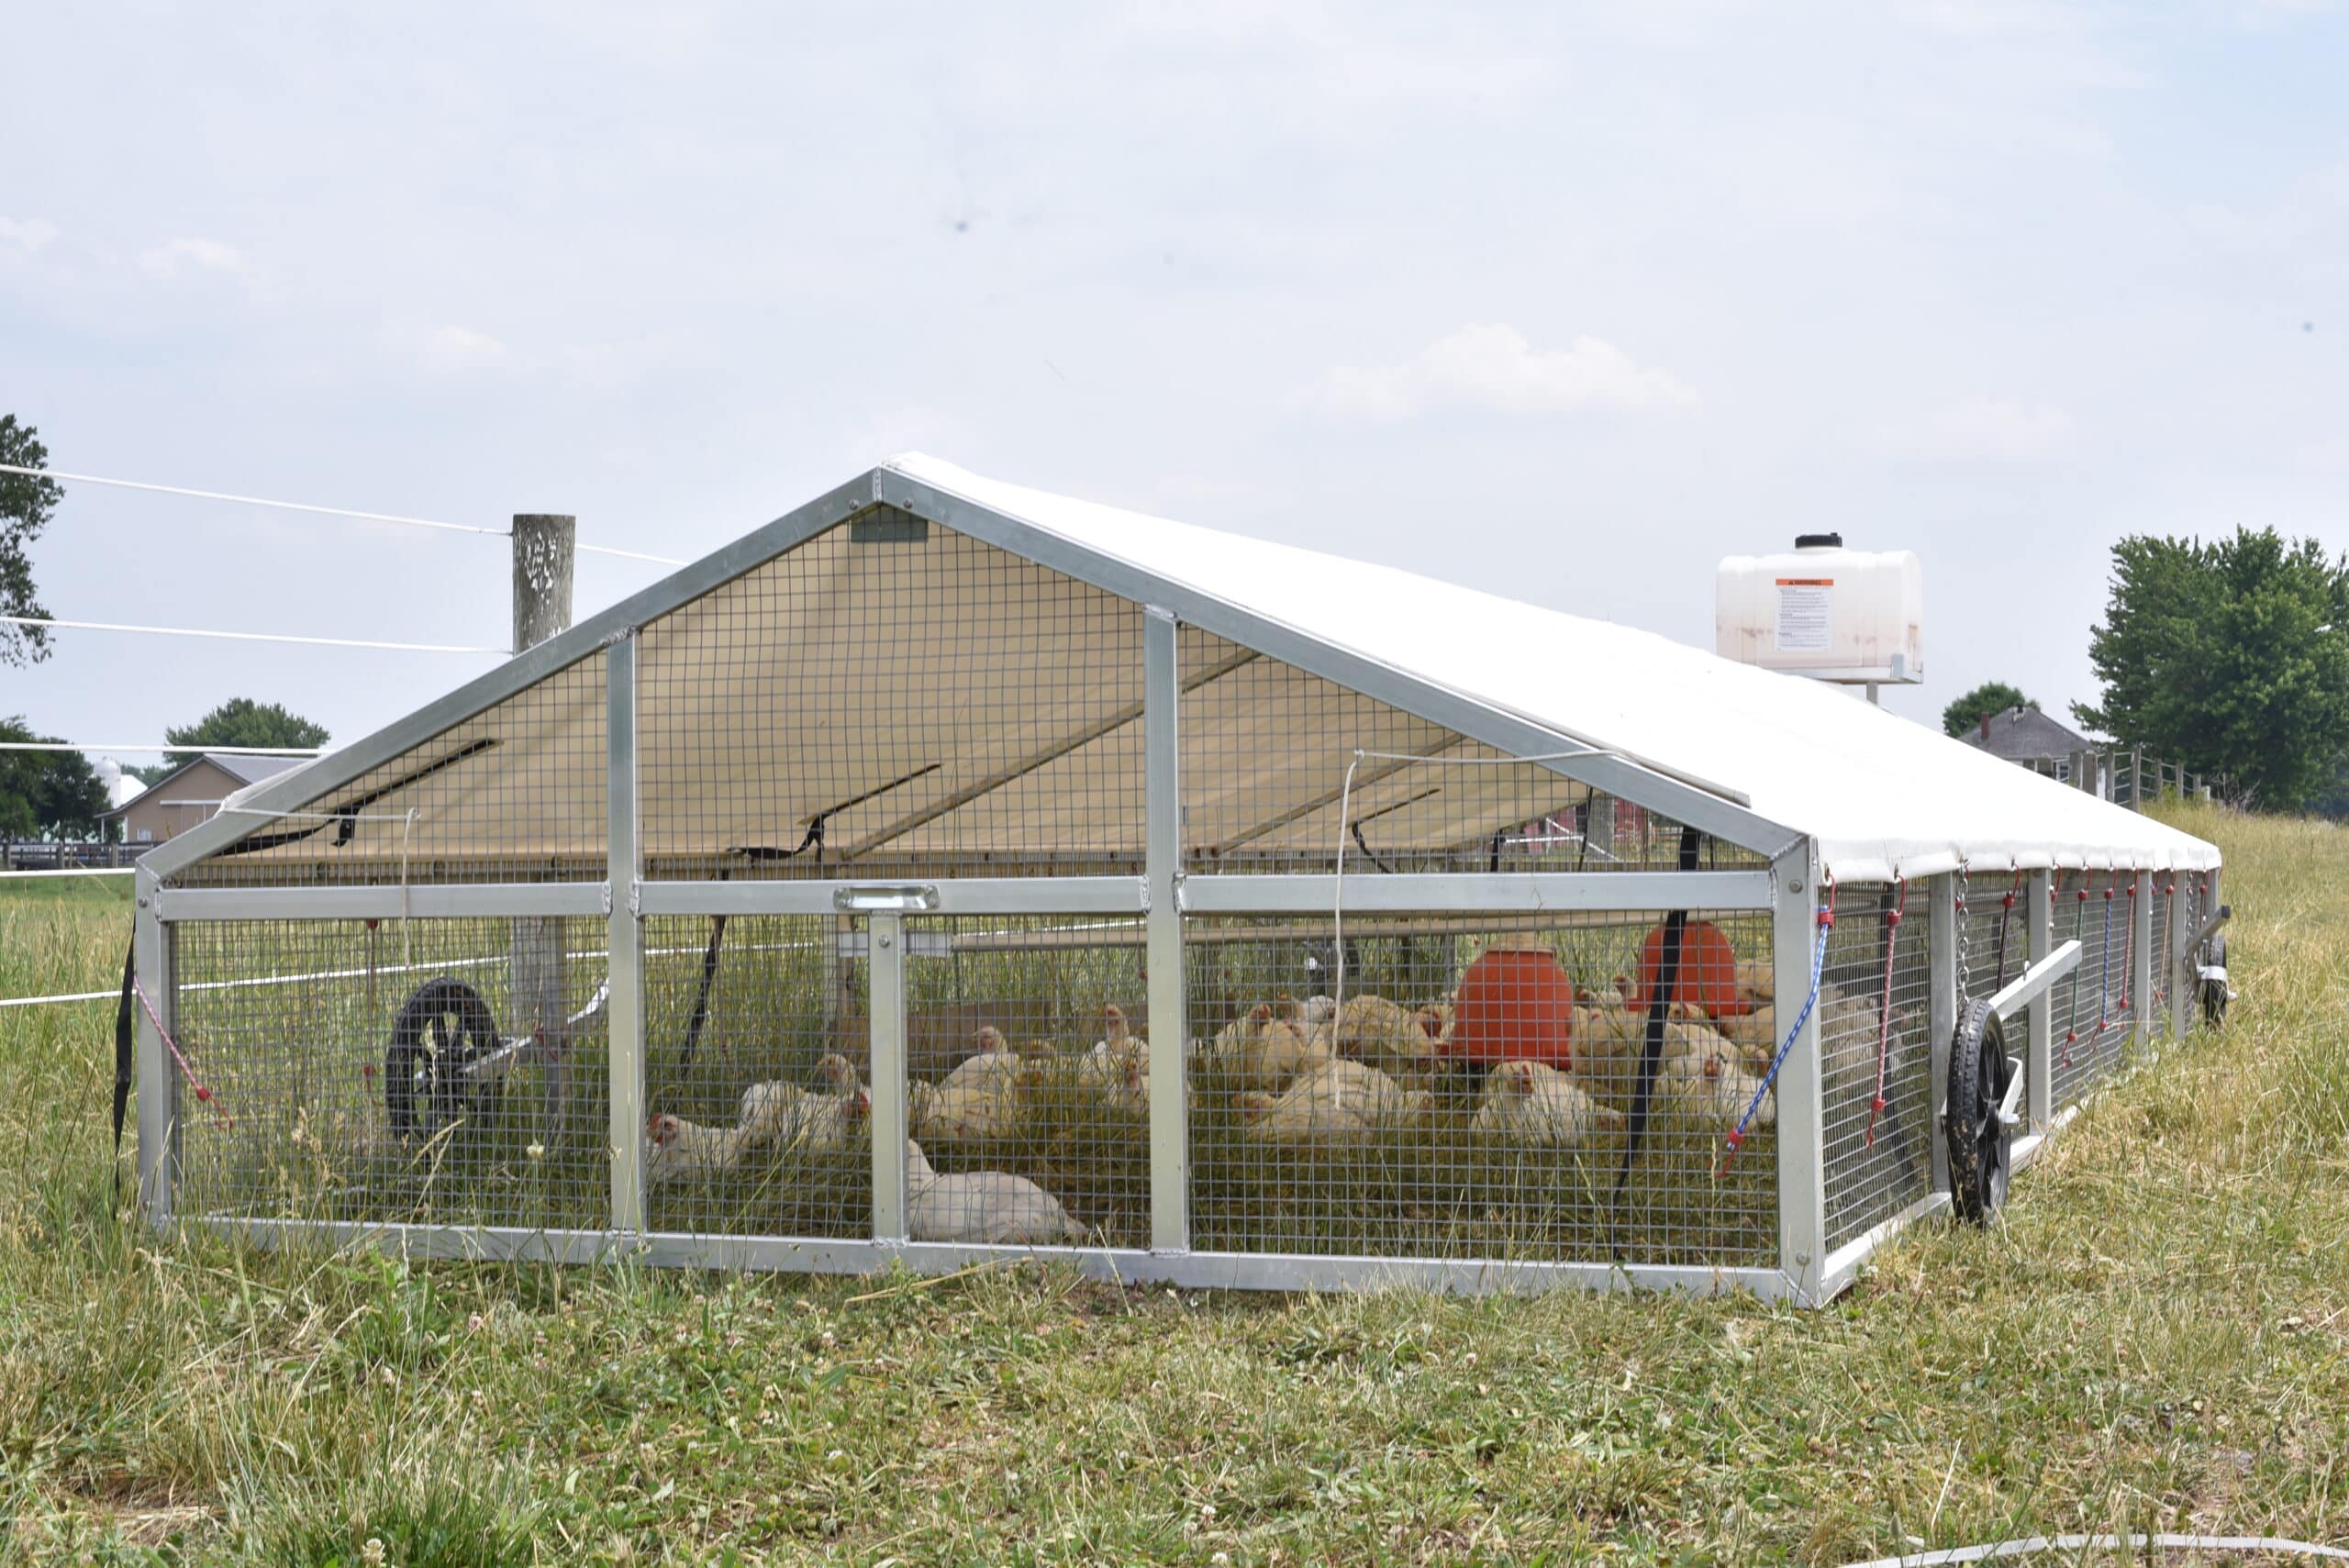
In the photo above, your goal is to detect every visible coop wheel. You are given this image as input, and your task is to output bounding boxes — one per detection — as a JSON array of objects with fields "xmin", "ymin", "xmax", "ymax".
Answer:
[
  {"xmin": 1944, "ymin": 996, "xmax": 2012, "ymax": 1226},
  {"xmin": 2199, "ymin": 930, "xmax": 2230, "ymax": 1029},
  {"xmin": 385, "ymin": 977, "xmax": 504, "ymax": 1140}
]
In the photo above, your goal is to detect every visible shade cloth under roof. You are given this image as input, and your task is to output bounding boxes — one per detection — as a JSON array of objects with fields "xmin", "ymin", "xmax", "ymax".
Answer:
[{"xmin": 886, "ymin": 454, "xmax": 2220, "ymax": 884}]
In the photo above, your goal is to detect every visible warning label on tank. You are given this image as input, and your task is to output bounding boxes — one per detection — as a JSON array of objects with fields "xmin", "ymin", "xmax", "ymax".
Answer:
[{"xmin": 1775, "ymin": 578, "xmax": 1832, "ymax": 653}]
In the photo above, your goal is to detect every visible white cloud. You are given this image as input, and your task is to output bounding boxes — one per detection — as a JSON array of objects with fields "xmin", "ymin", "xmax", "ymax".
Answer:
[
  {"xmin": 0, "ymin": 217, "xmax": 59, "ymax": 259},
  {"xmin": 1304, "ymin": 325, "xmax": 1698, "ymax": 422},
  {"xmin": 416, "ymin": 325, "xmax": 514, "ymax": 373},
  {"xmin": 1880, "ymin": 397, "xmax": 2077, "ymax": 464},
  {"xmin": 139, "ymin": 236, "xmax": 245, "ymax": 277}
]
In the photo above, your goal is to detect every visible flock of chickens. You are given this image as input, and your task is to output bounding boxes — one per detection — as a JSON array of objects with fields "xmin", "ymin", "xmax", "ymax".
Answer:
[{"xmin": 633, "ymin": 931, "xmax": 1911, "ymax": 1248}]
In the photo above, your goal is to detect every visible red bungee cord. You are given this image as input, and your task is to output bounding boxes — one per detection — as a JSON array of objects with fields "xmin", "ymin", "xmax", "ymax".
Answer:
[
  {"xmin": 2119, "ymin": 873, "xmax": 2138, "ymax": 1015},
  {"xmin": 1865, "ymin": 876, "xmax": 1907, "ymax": 1149},
  {"xmin": 130, "ymin": 974, "xmax": 231, "ymax": 1129}
]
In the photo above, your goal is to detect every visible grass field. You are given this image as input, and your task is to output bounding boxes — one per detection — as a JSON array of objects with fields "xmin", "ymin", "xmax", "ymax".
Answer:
[{"xmin": 0, "ymin": 801, "xmax": 2343, "ymax": 1563}]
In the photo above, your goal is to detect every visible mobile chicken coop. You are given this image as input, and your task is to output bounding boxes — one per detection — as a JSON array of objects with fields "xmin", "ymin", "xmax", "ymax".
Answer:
[{"xmin": 128, "ymin": 457, "xmax": 2224, "ymax": 1304}]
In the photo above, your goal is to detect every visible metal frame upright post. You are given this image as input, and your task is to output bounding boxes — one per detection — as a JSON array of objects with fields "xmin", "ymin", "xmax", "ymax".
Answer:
[
  {"xmin": 868, "ymin": 912, "xmax": 908, "ymax": 1244},
  {"xmin": 134, "ymin": 863, "xmax": 177, "ymax": 1229},
  {"xmin": 2132, "ymin": 869, "xmax": 2154, "ymax": 1050},
  {"xmin": 2026, "ymin": 870, "xmax": 2054, "ymax": 1130},
  {"xmin": 1775, "ymin": 842, "xmax": 1827, "ymax": 1302},
  {"xmin": 606, "ymin": 630, "xmax": 645, "ymax": 1239},
  {"xmin": 1927, "ymin": 873, "xmax": 1956, "ymax": 1195},
  {"xmin": 2168, "ymin": 870, "xmax": 2193, "ymax": 1040},
  {"xmin": 1143, "ymin": 606, "xmax": 1189, "ymax": 1255}
]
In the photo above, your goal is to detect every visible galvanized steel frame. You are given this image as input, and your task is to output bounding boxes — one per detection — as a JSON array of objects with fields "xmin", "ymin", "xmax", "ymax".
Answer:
[
  {"xmin": 607, "ymin": 631, "xmax": 645, "ymax": 1237},
  {"xmin": 2026, "ymin": 871, "xmax": 2054, "ymax": 1130},
  {"xmin": 206, "ymin": 1218, "xmax": 1798, "ymax": 1299},
  {"xmin": 125, "ymin": 460, "xmax": 2175, "ymax": 1304},
  {"xmin": 1927, "ymin": 874, "xmax": 1956, "ymax": 1198},
  {"xmin": 1143, "ymin": 607, "xmax": 1190, "ymax": 1254},
  {"xmin": 1773, "ymin": 842, "xmax": 1829, "ymax": 1304}
]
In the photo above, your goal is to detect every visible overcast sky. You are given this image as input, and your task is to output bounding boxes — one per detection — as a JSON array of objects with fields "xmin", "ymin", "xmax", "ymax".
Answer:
[{"xmin": 5, "ymin": 2, "xmax": 2344, "ymax": 774}]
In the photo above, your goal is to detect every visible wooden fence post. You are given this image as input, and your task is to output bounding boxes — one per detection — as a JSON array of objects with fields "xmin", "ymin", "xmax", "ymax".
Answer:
[{"xmin": 510, "ymin": 513, "xmax": 576, "ymax": 1124}]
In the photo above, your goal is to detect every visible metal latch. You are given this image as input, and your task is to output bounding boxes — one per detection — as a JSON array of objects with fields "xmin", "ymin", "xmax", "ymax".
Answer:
[{"xmin": 832, "ymin": 884, "xmax": 941, "ymax": 913}]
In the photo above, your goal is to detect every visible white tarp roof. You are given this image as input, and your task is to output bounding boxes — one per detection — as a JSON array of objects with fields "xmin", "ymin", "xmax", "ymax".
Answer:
[
  {"xmin": 201, "ymin": 454, "xmax": 2216, "ymax": 885},
  {"xmin": 890, "ymin": 454, "xmax": 2220, "ymax": 883}
]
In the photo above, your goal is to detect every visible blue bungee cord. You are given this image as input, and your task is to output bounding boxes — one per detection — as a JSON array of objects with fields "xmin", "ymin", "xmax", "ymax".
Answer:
[{"xmin": 1718, "ymin": 878, "xmax": 1833, "ymax": 1174}]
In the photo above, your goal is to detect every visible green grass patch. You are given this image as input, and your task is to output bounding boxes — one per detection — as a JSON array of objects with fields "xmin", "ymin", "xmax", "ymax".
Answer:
[{"xmin": 1, "ymin": 805, "xmax": 2344, "ymax": 1561}]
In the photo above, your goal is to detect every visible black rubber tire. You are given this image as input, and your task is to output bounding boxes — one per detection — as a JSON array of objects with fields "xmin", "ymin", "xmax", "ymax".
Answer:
[
  {"xmin": 1946, "ymin": 996, "xmax": 2013, "ymax": 1226},
  {"xmin": 385, "ymin": 977, "xmax": 503, "ymax": 1140},
  {"xmin": 2200, "ymin": 931, "xmax": 2230, "ymax": 1029}
]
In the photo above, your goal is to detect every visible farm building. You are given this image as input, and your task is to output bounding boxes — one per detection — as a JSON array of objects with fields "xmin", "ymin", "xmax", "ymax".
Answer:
[
  {"xmin": 128, "ymin": 456, "xmax": 2223, "ymax": 1303},
  {"xmin": 1960, "ymin": 705, "xmax": 2100, "ymax": 784},
  {"xmin": 103, "ymin": 752, "xmax": 306, "ymax": 847}
]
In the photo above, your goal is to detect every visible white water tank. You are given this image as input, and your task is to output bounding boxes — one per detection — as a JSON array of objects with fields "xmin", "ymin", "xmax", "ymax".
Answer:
[{"xmin": 1716, "ymin": 533, "xmax": 1923, "ymax": 684}]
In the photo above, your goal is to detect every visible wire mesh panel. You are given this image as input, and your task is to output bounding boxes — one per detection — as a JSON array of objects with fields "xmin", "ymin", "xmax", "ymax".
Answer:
[
  {"xmin": 2052, "ymin": 872, "xmax": 2134, "ymax": 1105},
  {"xmin": 1174, "ymin": 628, "xmax": 1763, "ymax": 877},
  {"xmin": 891, "ymin": 917, "xmax": 1150, "ymax": 1249},
  {"xmin": 1182, "ymin": 909, "xmax": 1778, "ymax": 1267},
  {"xmin": 640, "ymin": 915, "xmax": 871, "ymax": 1240},
  {"xmin": 636, "ymin": 516, "xmax": 1146, "ymax": 883},
  {"xmin": 172, "ymin": 918, "xmax": 610, "ymax": 1229},
  {"xmin": 1955, "ymin": 871, "xmax": 2032, "ymax": 1122},
  {"xmin": 1820, "ymin": 883, "xmax": 1933, "ymax": 1251},
  {"xmin": 172, "ymin": 651, "xmax": 609, "ymax": 888}
]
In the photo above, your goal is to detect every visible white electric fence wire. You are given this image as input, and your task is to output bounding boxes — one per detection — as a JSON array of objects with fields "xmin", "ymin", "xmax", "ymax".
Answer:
[
  {"xmin": 1, "ymin": 938, "xmax": 823, "ymax": 1011},
  {"xmin": 2, "ymin": 614, "xmax": 506, "ymax": 655},
  {"xmin": 0, "ymin": 462, "xmax": 686, "ymax": 565},
  {"xmin": 0, "ymin": 743, "xmax": 326, "ymax": 755},
  {"xmin": 0, "ymin": 867, "xmax": 134, "ymax": 880},
  {"xmin": 1841, "ymin": 1532, "xmax": 2349, "ymax": 1567}
]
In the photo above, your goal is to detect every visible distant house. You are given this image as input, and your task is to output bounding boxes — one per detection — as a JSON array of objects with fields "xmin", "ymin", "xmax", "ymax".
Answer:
[
  {"xmin": 1958, "ymin": 706, "xmax": 2098, "ymax": 783},
  {"xmin": 102, "ymin": 753, "xmax": 306, "ymax": 848}
]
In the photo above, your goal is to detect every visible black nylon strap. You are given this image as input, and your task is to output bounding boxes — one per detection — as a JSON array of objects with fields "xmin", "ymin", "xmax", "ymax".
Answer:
[
  {"xmin": 1613, "ymin": 828, "xmax": 1703, "ymax": 1237},
  {"xmin": 111, "ymin": 926, "xmax": 136, "ymax": 1199}
]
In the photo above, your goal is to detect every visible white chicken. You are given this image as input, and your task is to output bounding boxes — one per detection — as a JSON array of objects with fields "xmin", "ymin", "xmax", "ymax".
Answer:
[
  {"xmin": 742, "ymin": 1052, "xmax": 873, "ymax": 1151},
  {"xmin": 1567, "ymin": 996, "xmax": 1719, "ymax": 1114},
  {"xmin": 1659, "ymin": 1045, "xmax": 1775, "ymax": 1134},
  {"xmin": 910, "ymin": 1027, "xmax": 1026, "ymax": 1143},
  {"xmin": 1073, "ymin": 1005, "xmax": 1151, "ymax": 1118},
  {"xmin": 645, "ymin": 1111, "xmax": 743, "ymax": 1184},
  {"xmin": 1209, "ymin": 997, "xmax": 1330, "ymax": 1093},
  {"xmin": 904, "ymin": 1139, "xmax": 1087, "ymax": 1245},
  {"xmin": 1233, "ymin": 1057, "xmax": 1429, "ymax": 1145},
  {"xmin": 1315, "ymin": 994, "xmax": 1443, "ymax": 1095},
  {"xmin": 646, "ymin": 1052, "xmax": 870, "ymax": 1186},
  {"xmin": 1471, "ymin": 1060, "xmax": 1624, "ymax": 1148}
]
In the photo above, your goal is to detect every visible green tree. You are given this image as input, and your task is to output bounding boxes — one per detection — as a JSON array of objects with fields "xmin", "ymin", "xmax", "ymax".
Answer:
[
  {"xmin": 1943, "ymin": 681, "xmax": 2036, "ymax": 738},
  {"xmin": 164, "ymin": 698, "xmax": 330, "ymax": 767},
  {"xmin": 1, "ymin": 415, "xmax": 64, "ymax": 668},
  {"xmin": 0, "ymin": 717, "xmax": 111, "ymax": 840},
  {"xmin": 2075, "ymin": 528, "xmax": 2349, "ymax": 811}
]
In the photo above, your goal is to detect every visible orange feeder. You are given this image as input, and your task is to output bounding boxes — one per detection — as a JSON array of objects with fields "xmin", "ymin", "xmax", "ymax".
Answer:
[
  {"xmin": 1450, "ymin": 947, "xmax": 1575, "ymax": 1067},
  {"xmin": 1632, "ymin": 919, "xmax": 1752, "ymax": 1018}
]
